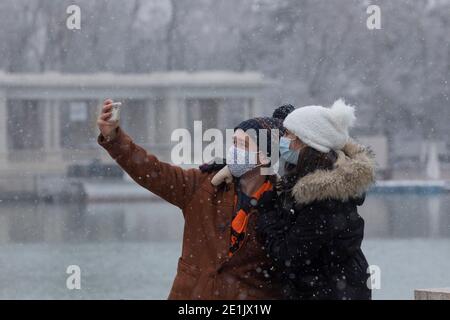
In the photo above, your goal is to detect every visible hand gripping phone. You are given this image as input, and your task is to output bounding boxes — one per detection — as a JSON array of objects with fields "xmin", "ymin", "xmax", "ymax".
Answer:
[{"xmin": 109, "ymin": 102, "xmax": 122, "ymax": 122}]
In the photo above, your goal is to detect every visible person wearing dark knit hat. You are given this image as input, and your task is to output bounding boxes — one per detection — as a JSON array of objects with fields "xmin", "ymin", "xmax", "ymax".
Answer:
[
  {"xmin": 97, "ymin": 99, "xmax": 286, "ymax": 300},
  {"xmin": 217, "ymin": 116, "xmax": 284, "ymax": 257},
  {"xmin": 200, "ymin": 106, "xmax": 293, "ymax": 175},
  {"xmin": 199, "ymin": 116, "xmax": 285, "ymax": 177},
  {"xmin": 207, "ymin": 116, "xmax": 284, "ymax": 186},
  {"xmin": 233, "ymin": 116, "xmax": 284, "ymax": 159}
]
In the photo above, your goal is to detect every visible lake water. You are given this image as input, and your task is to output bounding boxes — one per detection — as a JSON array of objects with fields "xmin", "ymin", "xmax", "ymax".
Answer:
[{"xmin": 0, "ymin": 193, "xmax": 449, "ymax": 300}]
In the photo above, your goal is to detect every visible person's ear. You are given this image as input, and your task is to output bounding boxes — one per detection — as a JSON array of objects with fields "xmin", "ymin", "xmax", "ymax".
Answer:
[{"xmin": 291, "ymin": 137, "xmax": 305, "ymax": 151}]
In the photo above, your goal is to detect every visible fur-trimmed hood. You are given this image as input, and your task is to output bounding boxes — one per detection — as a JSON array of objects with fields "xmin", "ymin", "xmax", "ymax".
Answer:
[{"xmin": 292, "ymin": 141, "xmax": 376, "ymax": 204}]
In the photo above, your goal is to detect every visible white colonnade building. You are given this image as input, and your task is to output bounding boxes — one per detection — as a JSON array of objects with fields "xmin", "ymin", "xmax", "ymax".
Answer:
[{"xmin": 0, "ymin": 71, "xmax": 272, "ymax": 192}]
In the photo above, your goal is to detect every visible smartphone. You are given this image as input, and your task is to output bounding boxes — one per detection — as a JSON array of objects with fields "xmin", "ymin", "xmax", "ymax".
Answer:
[{"xmin": 109, "ymin": 102, "xmax": 122, "ymax": 122}]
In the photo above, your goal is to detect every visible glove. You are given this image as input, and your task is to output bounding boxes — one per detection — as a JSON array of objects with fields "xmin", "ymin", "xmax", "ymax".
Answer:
[{"xmin": 199, "ymin": 158, "xmax": 226, "ymax": 173}]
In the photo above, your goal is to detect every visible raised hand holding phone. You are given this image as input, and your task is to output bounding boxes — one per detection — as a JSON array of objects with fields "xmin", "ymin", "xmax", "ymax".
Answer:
[
  {"xmin": 109, "ymin": 102, "xmax": 122, "ymax": 122},
  {"xmin": 97, "ymin": 99, "xmax": 121, "ymax": 141}
]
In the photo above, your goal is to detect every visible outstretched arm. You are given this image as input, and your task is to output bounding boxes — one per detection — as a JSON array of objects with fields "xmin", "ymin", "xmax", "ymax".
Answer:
[{"xmin": 97, "ymin": 99, "xmax": 206, "ymax": 210}]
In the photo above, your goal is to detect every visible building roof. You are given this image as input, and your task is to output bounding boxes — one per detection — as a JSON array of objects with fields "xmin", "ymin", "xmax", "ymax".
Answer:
[{"xmin": 0, "ymin": 71, "xmax": 274, "ymax": 89}]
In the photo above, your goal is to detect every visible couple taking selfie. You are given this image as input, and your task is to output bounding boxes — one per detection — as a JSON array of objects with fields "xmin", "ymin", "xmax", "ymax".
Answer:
[{"xmin": 97, "ymin": 98, "xmax": 375, "ymax": 300}]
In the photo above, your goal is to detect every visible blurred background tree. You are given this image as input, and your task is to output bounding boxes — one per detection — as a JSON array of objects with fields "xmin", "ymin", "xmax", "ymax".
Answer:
[{"xmin": 0, "ymin": 0, "xmax": 449, "ymax": 146}]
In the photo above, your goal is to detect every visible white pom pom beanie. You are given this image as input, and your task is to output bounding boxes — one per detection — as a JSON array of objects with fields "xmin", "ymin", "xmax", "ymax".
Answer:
[{"xmin": 283, "ymin": 99, "xmax": 356, "ymax": 153}]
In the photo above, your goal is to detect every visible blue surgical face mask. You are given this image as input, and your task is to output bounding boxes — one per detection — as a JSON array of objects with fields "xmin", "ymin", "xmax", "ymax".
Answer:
[
  {"xmin": 279, "ymin": 136, "xmax": 299, "ymax": 165},
  {"xmin": 226, "ymin": 145, "xmax": 259, "ymax": 178}
]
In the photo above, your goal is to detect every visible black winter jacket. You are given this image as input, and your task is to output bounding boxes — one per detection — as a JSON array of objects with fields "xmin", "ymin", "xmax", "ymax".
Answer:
[{"xmin": 257, "ymin": 142, "xmax": 375, "ymax": 300}]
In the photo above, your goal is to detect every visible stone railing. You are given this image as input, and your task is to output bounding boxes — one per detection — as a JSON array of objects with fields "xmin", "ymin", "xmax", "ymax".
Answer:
[{"xmin": 415, "ymin": 288, "xmax": 450, "ymax": 300}]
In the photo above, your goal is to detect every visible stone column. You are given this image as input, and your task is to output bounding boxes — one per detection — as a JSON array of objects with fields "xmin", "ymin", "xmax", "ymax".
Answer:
[
  {"xmin": 165, "ymin": 94, "xmax": 180, "ymax": 133},
  {"xmin": 216, "ymin": 98, "xmax": 226, "ymax": 130},
  {"xmin": 0, "ymin": 90, "xmax": 8, "ymax": 170},
  {"xmin": 43, "ymin": 100, "xmax": 52, "ymax": 154},
  {"xmin": 43, "ymin": 100, "xmax": 63, "ymax": 169},
  {"xmin": 162, "ymin": 94, "xmax": 180, "ymax": 161},
  {"xmin": 146, "ymin": 98, "xmax": 162, "ymax": 145},
  {"xmin": 248, "ymin": 95, "xmax": 261, "ymax": 119}
]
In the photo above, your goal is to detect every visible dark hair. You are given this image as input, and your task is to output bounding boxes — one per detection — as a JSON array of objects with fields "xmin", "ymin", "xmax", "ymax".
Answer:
[{"xmin": 280, "ymin": 146, "xmax": 337, "ymax": 191}]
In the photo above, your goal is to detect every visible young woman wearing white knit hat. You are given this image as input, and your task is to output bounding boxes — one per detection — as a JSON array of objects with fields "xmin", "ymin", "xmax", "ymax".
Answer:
[{"xmin": 257, "ymin": 99, "xmax": 376, "ymax": 300}]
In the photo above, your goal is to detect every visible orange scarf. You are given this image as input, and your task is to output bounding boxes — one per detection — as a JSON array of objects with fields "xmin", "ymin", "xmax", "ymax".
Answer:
[{"xmin": 229, "ymin": 180, "xmax": 273, "ymax": 257}]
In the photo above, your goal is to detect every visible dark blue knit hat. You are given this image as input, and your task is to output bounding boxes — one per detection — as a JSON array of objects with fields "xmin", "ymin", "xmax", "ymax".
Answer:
[
  {"xmin": 273, "ymin": 104, "xmax": 296, "ymax": 120},
  {"xmin": 234, "ymin": 117, "xmax": 284, "ymax": 157}
]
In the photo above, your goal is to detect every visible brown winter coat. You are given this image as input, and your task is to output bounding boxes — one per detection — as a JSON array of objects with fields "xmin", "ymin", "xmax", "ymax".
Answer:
[{"xmin": 98, "ymin": 127, "xmax": 284, "ymax": 300}]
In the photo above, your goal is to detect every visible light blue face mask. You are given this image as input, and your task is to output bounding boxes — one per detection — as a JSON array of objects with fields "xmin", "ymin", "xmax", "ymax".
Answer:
[{"xmin": 279, "ymin": 136, "xmax": 299, "ymax": 165}]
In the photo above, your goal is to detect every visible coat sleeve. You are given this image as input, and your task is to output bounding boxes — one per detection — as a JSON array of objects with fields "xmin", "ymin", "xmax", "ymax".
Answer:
[
  {"xmin": 257, "ymin": 206, "xmax": 332, "ymax": 268},
  {"xmin": 97, "ymin": 127, "xmax": 207, "ymax": 210}
]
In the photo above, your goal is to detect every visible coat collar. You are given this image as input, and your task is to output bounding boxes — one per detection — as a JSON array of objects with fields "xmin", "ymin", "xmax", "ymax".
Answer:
[{"xmin": 291, "ymin": 141, "xmax": 376, "ymax": 204}]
